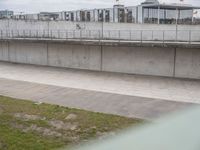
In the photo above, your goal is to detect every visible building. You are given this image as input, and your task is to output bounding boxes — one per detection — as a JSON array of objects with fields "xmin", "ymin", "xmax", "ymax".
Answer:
[
  {"xmin": 9, "ymin": 0, "xmax": 200, "ymax": 24},
  {"xmin": 12, "ymin": 14, "xmax": 26, "ymax": 20},
  {"xmin": 139, "ymin": 0, "xmax": 200, "ymax": 24},
  {"xmin": 38, "ymin": 12, "xmax": 59, "ymax": 21},
  {"xmin": 59, "ymin": 0, "xmax": 200, "ymax": 24},
  {"xmin": 24, "ymin": 14, "xmax": 39, "ymax": 20},
  {"xmin": 0, "ymin": 10, "xmax": 14, "ymax": 19}
]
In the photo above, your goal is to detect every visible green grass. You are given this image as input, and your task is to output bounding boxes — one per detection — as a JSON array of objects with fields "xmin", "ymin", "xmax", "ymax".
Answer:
[{"xmin": 0, "ymin": 95, "xmax": 144, "ymax": 150}]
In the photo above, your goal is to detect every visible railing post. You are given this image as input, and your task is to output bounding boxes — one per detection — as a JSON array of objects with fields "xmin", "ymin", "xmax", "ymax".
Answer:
[
  {"xmin": 0, "ymin": 30, "xmax": 2, "ymax": 39},
  {"xmin": 36, "ymin": 30, "xmax": 38, "ymax": 39},
  {"xmin": 58, "ymin": 30, "xmax": 60, "ymax": 39},
  {"xmin": 11, "ymin": 30, "xmax": 13, "ymax": 38},
  {"xmin": 47, "ymin": 30, "xmax": 49, "ymax": 38},
  {"xmin": 43, "ymin": 30, "xmax": 45, "ymax": 38},
  {"xmin": 8, "ymin": 30, "xmax": 10, "ymax": 38},
  {"xmin": 163, "ymin": 30, "xmax": 165, "ymax": 44},
  {"xmin": 29, "ymin": 30, "xmax": 31, "ymax": 38},
  {"xmin": 141, "ymin": 30, "xmax": 143, "ymax": 43},
  {"xmin": 89, "ymin": 30, "xmax": 91, "ymax": 39},
  {"xmin": 17, "ymin": 30, "xmax": 19, "ymax": 38},
  {"xmin": 50, "ymin": 30, "xmax": 52, "ymax": 39},
  {"xmin": 189, "ymin": 30, "xmax": 191, "ymax": 44},
  {"xmin": 66, "ymin": 30, "xmax": 68, "ymax": 40},
  {"xmin": 118, "ymin": 30, "xmax": 121, "ymax": 42},
  {"xmin": 23, "ymin": 30, "xmax": 25, "ymax": 38},
  {"xmin": 80, "ymin": 30, "xmax": 82, "ymax": 40},
  {"xmin": 6, "ymin": 30, "xmax": 8, "ymax": 38},
  {"xmin": 108, "ymin": 30, "xmax": 111, "ymax": 40},
  {"xmin": 73, "ymin": 30, "xmax": 75, "ymax": 39},
  {"xmin": 99, "ymin": 30, "xmax": 101, "ymax": 41}
]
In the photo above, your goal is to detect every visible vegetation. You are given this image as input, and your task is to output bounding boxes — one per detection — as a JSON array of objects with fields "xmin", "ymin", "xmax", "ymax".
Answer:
[{"xmin": 0, "ymin": 95, "xmax": 143, "ymax": 150}]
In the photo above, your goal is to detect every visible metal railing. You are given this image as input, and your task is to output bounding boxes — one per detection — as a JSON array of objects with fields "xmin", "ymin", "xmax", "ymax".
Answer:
[{"xmin": 0, "ymin": 29, "xmax": 200, "ymax": 44}]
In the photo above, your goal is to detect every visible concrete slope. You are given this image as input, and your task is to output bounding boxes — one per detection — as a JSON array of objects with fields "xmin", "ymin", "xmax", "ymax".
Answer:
[{"xmin": 0, "ymin": 78, "xmax": 194, "ymax": 120}]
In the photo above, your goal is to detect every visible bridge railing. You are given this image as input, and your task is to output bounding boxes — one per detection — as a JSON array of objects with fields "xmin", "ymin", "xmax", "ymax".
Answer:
[{"xmin": 0, "ymin": 29, "xmax": 200, "ymax": 43}]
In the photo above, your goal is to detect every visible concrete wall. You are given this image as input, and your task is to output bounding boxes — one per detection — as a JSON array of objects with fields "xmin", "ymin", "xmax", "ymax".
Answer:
[
  {"xmin": 1, "ymin": 20, "xmax": 200, "ymax": 31},
  {"xmin": 0, "ymin": 41, "xmax": 9, "ymax": 61},
  {"xmin": 9, "ymin": 42, "xmax": 48, "ymax": 65},
  {"xmin": 48, "ymin": 43, "xmax": 101, "ymax": 70},
  {"xmin": 175, "ymin": 48, "xmax": 200, "ymax": 79},
  {"xmin": 0, "ymin": 40, "xmax": 200, "ymax": 79},
  {"xmin": 102, "ymin": 46, "xmax": 175, "ymax": 77}
]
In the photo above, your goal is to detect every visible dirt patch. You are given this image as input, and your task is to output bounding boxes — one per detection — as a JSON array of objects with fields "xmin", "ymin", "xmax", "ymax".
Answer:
[
  {"xmin": 0, "ymin": 105, "xmax": 4, "ymax": 114},
  {"xmin": 14, "ymin": 113, "xmax": 46, "ymax": 121},
  {"xmin": 48, "ymin": 120, "xmax": 78, "ymax": 131},
  {"xmin": 0, "ymin": 140, "xmax": 2, "ymax": 149},
  {"xmin": 11, "ymin": 123, "xmax": 62, "ymax": 137},
  {"xmin": 0, "ymin": 140, "xmax": 7, "ymax": 150},
  {"xmin": 27, "ymin": 125, "xmax": 62, "ymax": 137},
  {"xmin": 65, "ymin": 114, "xmax": 77, "ymax": 120}
]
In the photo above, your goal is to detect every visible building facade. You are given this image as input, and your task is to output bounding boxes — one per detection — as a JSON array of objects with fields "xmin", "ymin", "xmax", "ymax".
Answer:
[
  {"xmin": 10, "ymin": 0, "xmax": 200, "ymax": 24},
  {"xmin": 60, "ymin": 0, "xmax": 199, "ymax": 24},
  {"xmin": 0, "ymin": 10, "xmax": 14, "ymax": 19}
]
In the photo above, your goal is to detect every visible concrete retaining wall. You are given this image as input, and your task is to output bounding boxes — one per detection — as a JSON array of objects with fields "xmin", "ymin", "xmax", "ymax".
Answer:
[
  {"xmin": 9, "ymin": 42, "xmax": 48, "ymax": 65},
  {"xmin": 175, "ymin": 48, "xmax": 200, "ymax": 79},
  {"xmin": 102, "ymin": 46, "xmax": 175, "ymax": 77},
  {"xmin": 0, "ymin": 40, "xmax": 200, "ymax": 79},
  {"xmin": 0, "ymin": 41, "xmax": 9, "ymax": 61},
  {"xmin": 48, "ymin": 43, "xmax": 101, "ymax": 70}
]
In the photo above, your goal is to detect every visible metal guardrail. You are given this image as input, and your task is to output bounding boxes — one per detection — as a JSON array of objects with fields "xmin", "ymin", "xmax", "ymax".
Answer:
[{"xmin": 0, "ymin": 30, "xmax": 200, "ymax": 44}]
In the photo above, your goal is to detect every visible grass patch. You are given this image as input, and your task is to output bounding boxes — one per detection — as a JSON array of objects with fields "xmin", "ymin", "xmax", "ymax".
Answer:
[{"xmin": 0, "ymin": 95, "xmax": 144, "ymax": 150}]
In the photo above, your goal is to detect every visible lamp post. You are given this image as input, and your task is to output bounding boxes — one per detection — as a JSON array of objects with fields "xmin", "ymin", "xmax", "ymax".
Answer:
[
  {"xmin": 158, "ymin": 5, "xmax": 160, "ymax": 24},
  {"xmin": 101, "ymin": 10, "xmax": 104, "ymax": 40},
  {"xmin": 176, "ymin": 7, "xmax": 178, "ymax": 41}
]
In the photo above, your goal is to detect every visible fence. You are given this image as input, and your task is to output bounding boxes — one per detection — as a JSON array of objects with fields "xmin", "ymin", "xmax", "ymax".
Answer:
[{"xmin": 0, "ymin": 29, "xmax": 200, "ymax": 43}]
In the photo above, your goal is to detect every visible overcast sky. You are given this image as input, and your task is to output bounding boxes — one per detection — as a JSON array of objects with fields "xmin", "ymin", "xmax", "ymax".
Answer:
[{"xmin": 0, "ymin": 0, "xmax": 200, "ymax": 13}]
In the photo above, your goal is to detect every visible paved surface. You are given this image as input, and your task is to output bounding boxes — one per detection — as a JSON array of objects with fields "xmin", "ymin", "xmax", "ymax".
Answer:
[
  {"xmin": 0, "ymin": 62, "xmax": 199, "ymax": 120},
  {"xmin": 0, "ymin": 62, "xmax": 200, "ymax": 104},
  {"xmin": 0, "ymin": 78, "xmax": 194, "ymax": 120}
]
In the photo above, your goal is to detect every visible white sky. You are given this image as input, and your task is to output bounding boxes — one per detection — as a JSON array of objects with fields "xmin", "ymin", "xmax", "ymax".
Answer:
[{"xmin": 0, "ymin": 0, "xmax": 200, "ymax": 14}]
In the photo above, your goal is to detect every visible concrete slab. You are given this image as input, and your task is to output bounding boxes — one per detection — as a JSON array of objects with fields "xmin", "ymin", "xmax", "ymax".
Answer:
[{"xmin": 0, "ymin": 78, "xmax": 195, "ymax": 120}]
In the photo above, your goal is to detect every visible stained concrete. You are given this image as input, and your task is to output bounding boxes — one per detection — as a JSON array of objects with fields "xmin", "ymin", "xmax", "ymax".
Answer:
[
  {"xmin": 9, "ymin": 41, "xmax": 47, "ymax": 65},
  {"xmin": 0, "ymin": 41, "xmax": 9, "ymax": 61},
  {"xmin": 102, "ymin": 46, "xmax": 175, "ymax": 77},
  {"xmin": 48, "ymin": 43, "xmax": 101, "ymax": 70},
  {"xmin": 175, "ymin": 48, "xmax": 200, "ymax": 79}
]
